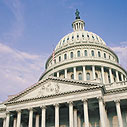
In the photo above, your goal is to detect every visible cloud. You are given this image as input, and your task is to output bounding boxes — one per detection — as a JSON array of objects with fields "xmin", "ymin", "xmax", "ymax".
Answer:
[
  {"xmin": 111, "ymin": 42, "xmax": 127, "ymax": 70},
  {"xmin": 2, "ymin": 0, "xmax": 24, "ymax": 43},
  {"xmin": 0, "ymin": 43, "xmax": 48, "ymax": 102}
]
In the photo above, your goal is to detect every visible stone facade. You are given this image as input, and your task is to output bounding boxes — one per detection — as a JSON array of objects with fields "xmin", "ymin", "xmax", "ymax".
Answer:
[{"xmin": 0, "ymin": 10, "xmax": 127, "ymax": 127}]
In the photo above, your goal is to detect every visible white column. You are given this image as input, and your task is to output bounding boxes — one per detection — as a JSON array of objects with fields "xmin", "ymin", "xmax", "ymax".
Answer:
[
  {"xmin": 83, "ymin": 99, "xmax": 89, "ymax": 127},
  {"xmin": 16, "ymin": 110, "xmax": 21, "ymax": 127},
  {"xmin": 13, "ymin": 118, "xmax": 17, "ymax": 127},
  {"xmin": 3, "ymin": 118, "xmax": 6, "ymax": 127},
  {"xmin": 121, "ymin": 74, "xmax": 124, "ymax": 81},
  {"xmin": 116, "ymin": 70, "xmax": 119, "ymax": 82},
  {"xmin": 92, "ymin": 65, "xmax": 96, "ymax": 80},
  {"xmin": 35, "ymin": 114, "xmax": 39, "ymax": 127},
  {"xmin": 83, "ymin": 66, "xmax": 86, "ymax": 81},
  {"xmin": 115, "ymin": 100, "xmax": 123, "ymax": 127},
  {"xmin": 74, "ymin": 67, "xmax": 76, "ymax": 80},
  {"xmin": 74, "ymin": 109, "xmax": 78, "ymax": 127},
  {"xmin": 65, "ymin": 69, "xmax": 67, "ymax": 78},
  {"xmin": 77, "ymin": 115, "xmax": 81, "ymax": 127},
  {"xmin": 69, "ymin": 102, "xmax": 73, "ymax": 127},
  {"xmin": 57, "ymin": 72, "xmax": 59, "ymax": 77},
  {"xmin": 41, "ymin": 106, "xmax": 46, "ymax": 127},
  {"xmin": 98, "ymin": 97, "xmax": 106, "ymax": 127},
  {"xmin": 5, "ymin": 112, "xmax": 10, "ymax": 127},
  {"xmin": 101, "ymin": 66, "xmax": 105, "ymax": 84},
  {"xmin": 109, "ymin": 68, "xmax": 114, "ymax": 83},
  {"xmin": 28, "ymin": 108, "xmax": 33, "ymax": 127},
  {"xmin": 55, "ymin": 104, "xmax": 59, "ymax": 127}
]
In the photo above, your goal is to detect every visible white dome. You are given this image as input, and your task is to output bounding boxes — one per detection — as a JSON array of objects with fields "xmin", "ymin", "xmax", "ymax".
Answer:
[{"xmin": 55, "ymin": 30, "xmax": 106, "ymax": 51}]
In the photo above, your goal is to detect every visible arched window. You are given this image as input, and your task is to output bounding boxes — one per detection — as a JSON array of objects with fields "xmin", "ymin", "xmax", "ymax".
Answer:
[
  {"xmin": 98, "ymin": 51, "xmax": 101, "ymax": 57},
  {"xmin": 84, "ymin": 50, "xmax": 87, "ymax": 56},
  {"xmin": 71, "ymin": 74, "xmax": 74, "ymax": 79},
  {"xmin": 104, "ymin": 53, "xmax": 106, "ymax": 58},
  {"xmin": 78, "ymin": 73, "xmax": 82, "ymax": 80},
  {"xmin": 91, "ymin": 50, "xmax": 94, "ymax": 56},
  {"xmin": 70, "ymin": 52, "xmax": 73, "ymax": 58},
  {"xmin": 77, "ymin": 51, "xmax": 80, "ymax": 57},
  {"xmin": 54, "ymin": 59, "xmax": 56, "ymax": 64},
  {"xmin": 86, "ymin": 73, "xmax": 90, "ymax": 80},
  {"xmin": 59, "ymin": 56, "xmax": 61, "ymax": 62},
  {"xmin": 64, "ymin": 54, "xmax": 67, "ymax": 60}
]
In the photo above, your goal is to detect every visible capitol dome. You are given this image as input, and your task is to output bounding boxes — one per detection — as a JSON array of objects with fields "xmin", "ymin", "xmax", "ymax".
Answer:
[{"xmin": 40, "ymin": 10, "xmax": 126, "ymax": 85}]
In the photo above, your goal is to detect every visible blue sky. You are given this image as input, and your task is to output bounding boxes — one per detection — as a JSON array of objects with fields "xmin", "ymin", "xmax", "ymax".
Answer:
[{"xmin": 0, "ymin": 0, "xmax": 127, "ymax": 101}]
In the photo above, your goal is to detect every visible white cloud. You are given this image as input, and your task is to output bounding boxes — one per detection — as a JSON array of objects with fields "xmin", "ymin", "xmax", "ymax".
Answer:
[
  {"xmin": 111, "ymin": 42, "xmax": 127, "ymax": 70},
  {"xmin": 0, "ymin": 43, "xmax": 48, "ymax": 102}
]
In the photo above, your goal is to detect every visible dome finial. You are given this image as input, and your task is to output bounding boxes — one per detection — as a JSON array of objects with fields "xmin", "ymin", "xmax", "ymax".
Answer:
[{"xmin": 75, "ymin": 9, "xmax": 80, "ymax": 19}]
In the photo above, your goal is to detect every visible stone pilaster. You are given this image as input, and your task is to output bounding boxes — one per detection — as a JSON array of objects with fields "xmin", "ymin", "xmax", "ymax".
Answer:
[
  {"xmin": 41, "ymin": 105, "xmax": 46, "ymax": 127},
  {"xmin": 35, "ymin": 114, "xmax": 39, "ymax": 127},
  {"xmin": 55, "ymin": 104, "xmax": 59, "ymax": 127},
  {"xmin": 16, "ymin": 110, "xmax": 21, "ymax": 127},
  {"xmin": 101, "ymin": 66, "xmax": 105, "ymax": 84},
  {"xmin": 74, "ymin": 109, "xmax": 78, "ymax": 127},
  {"xmin": 69, "ymin": 101, "xmax": 73, "ymax": 127}
]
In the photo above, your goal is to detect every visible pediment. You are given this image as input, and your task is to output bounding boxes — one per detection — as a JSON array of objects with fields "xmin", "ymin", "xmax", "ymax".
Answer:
[{"xmin": 8, "ymin": 77, "xmax": 99, "ymax": 102}]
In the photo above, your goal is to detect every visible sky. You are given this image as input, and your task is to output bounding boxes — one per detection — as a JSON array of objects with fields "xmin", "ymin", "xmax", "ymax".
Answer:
[{"xmin": 0, "ymin": 0, "xmax": 127, "ymax": 102}]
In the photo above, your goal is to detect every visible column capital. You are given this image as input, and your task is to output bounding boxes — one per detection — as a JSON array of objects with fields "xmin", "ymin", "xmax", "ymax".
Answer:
[
  {"xmin": 6, "ymin": 110, "xmax": 10, "ymax": 115},
  {"xmin": 28, "ymin": 107, "xmax": 33, "ymax": 111},
  {"xmin": 82, "ymin": 98, "xmax": 88, "ymax": 103},
  {"xmin": 68, "ymin": 101, "xmax": 73, "ymax": 105},
  {"xmin": 54, "ymin": 103, "xmax": 59, "ymax": 107},
  {"xmin": 114, "ymin": 99, "xmax": 120, "ymax": 104},
  {"xmin": 40, "ymin": 105, "xmax": 46, "ymax": 109},
  {"xmin": 16, "ymin": 109, "xmax": 21, "ymax": 113}
]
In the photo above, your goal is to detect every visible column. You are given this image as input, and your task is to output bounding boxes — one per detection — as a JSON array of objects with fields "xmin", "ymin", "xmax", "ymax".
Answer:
[
  {"xmin": 57, "ymin": 72, "xmax": 59, "ymax": 77},
  {"xmin": 69, "ymin": 102, "xmax": 73, "ymax": 127},
  {"xmin": 41, "ymin": 106, "xmax": 46, "ymax": 127},
  {"xmin": 101, "ymin": 66, "xmax": 105, "ymax": 84},
  {"xmin": 16, "ymin": 110, "xmax": 21, "ymax": 127},
  {"xmin": 83, "ymin": 66, "xmax": 86, "ymax": 81},
  {"xmin": 83, "ymin": 99, "xmax": 89, "ymax": 127},
  {"xmin": 98, "ymin": 97, "xmax": 106, "ymax": 127},
  {"xmin": 74, "ymin": 109, "xmax": 78, "ymax": 127},
  {"xmin": 2, "ymin": 118, "xmax": 5, "ymax": 127},
  {"xmin": 77, "ymin": 115, "xmax": 81, "ymax": 127},
  {"xmin": 6, "ymin": 112, "xmax": 10, "ymax": 127},
  {"xmin": 35, "ymin": 114, "xmax": 39, "ymax": 127},
  {"xmin": 115, "ymin": 100, "xmax": 123, "ymax": 127},
  {"xmin": 121, "ymin": 74, "xmax": 124, "ymax": 81},
  {"xmin": 74, "ymin": 67, "xmax": 76, "ymax": 80},
  {"xmin": 55, "ymin": 104, "xmax": 59, "ymax": 127},
  {"xmin": 28, "ymin": 108, "xmax": 33, "ymax": 127},
  {"xmin": 109, "ymin": 68, "xmax": 114, "ymax": 83},
  {"xmin": 65, "ymin": 69, "xmax": 67, "ymax": 78},
  {"xmin": 92, "ymin": 65, "xmax": 96, "ymax": 80},
  {"xmin": 13, "ymin": 117, "xmax": 17, "ymax": 127},
  {"xmin": 116, "ymin": 70, "xmax": 119, "ymax": 82}
]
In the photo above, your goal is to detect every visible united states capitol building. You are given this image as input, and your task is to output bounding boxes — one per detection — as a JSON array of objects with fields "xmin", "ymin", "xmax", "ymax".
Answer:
[{"xmin": 0, "ymin": 10, "xmax": 127, "ymax": 127}]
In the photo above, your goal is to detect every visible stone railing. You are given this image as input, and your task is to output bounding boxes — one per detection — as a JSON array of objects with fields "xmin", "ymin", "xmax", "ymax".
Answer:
[{"xmin": 105, "ymin": 81, "xmax": 127, "ymax": 90}]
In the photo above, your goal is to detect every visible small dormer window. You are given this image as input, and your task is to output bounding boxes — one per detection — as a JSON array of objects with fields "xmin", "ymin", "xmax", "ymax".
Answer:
[
  {"xmin": 59, "ymin": 56, "xmax": 61, "ymax": 62},
  {"xmin": 104, "ymin": 53, "xmax": 106, "ymax": 58},
  {"xmin": 67, "ymin": 37, "xmax": 69, "ymax": 41},
  {"xmin": 72, "ymin": 36, "xmax": 74, "ymax": 39},
  {"xmin": 84, "ymin": 50, "xmax": 87, "ymax": 56},
  {"xmin": 98, "ymin": 51, "xmax": 101, "ymax": 57},
  {"xmin": 96, "ymin": 36, "xmax": 98, "ymax": 40},
  {"xmin": 70, "ymin": 52, "xmax": 73, "ymax": 58},
  {"xmin": 82, "ymin": 34, "xmax": 84, "ymax": 38},
  {"xmin": 77, "ymin": 51, "xmax": 80, "ymax": 57},
  {"xmin": 87, "ymin": 35, "xmax": 89, "ymax": 38},
  {"xmin": 77, "ymin": 35, "xmax": 79, "ymax": 38},
  {"xmin": 64, "ymin": 54, "xmax": 67, "ymax": 60},
  {"xmin": 92, "ymin": 36, "xmax": 94, "ymax": 39},
  {"xmin": 91, "ymin": 50, "xmax": 94, "ymax": 56}
]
